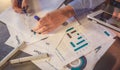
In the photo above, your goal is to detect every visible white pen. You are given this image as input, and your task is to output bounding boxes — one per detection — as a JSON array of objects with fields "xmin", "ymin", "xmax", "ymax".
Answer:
[{"xmin": 10, "ymin": 53, "xmax": 50, "ymax": 64}]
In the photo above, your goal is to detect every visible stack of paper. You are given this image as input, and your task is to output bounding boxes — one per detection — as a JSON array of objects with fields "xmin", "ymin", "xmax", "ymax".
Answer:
[
  {"xmin": 30, "ymin": 20, "xmax": 115, "ymax": 70},
  {"xmin": 0, "ymin": 0, "xmax": 116, "ymax": 70}
]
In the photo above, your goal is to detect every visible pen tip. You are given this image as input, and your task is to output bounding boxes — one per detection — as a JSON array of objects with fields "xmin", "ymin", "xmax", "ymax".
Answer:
[{"xmin": 34, "ymin": 15, "xmax": 40, "ymax": 21}]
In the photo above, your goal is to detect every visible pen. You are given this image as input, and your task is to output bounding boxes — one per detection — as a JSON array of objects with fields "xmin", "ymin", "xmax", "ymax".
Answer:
[
  {"xmin": 17, "ymin": 0, "xmax": 23, "ymax": 8},
  {"xmin": 31, "ymin": 16, "xmax": 41, "ymax": 34},
  {"xmin": 22, "ymin": 6, "xmax": 28, "ymax": 16},
  {"xmin": 17, "ymin": 0, "xmax": 28, "ymax": 16},
  {"xmin": 10, "ymin": 53, "xmax": 50, "ymax": 64},
  {"xmin": 34, "ymin": 15, "xmax": 40, "ymax": 21}
]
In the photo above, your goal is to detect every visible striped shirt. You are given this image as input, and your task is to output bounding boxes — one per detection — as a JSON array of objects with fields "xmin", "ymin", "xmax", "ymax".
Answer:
[{"xmin": 68, "ymin": 0, "xmax": 105, "ymax": 19}]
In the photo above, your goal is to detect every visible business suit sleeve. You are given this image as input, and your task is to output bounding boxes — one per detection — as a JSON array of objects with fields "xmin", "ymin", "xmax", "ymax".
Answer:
[{"xmin": 69, "ymin": 0, "xmax": 105, "ymax": 17}]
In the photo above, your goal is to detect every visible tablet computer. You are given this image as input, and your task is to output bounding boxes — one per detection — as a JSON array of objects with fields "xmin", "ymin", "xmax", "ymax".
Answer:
[{"xmin": 87, "ymin": 10, "xmax": 120, "ymax": 32}]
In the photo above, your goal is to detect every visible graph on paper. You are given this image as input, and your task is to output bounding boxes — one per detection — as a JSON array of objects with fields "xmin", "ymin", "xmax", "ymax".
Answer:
[
  {"xmin": 66, "ymin": 27, "xmax": 89, "ymax": 52},
  {"xmin": 55, "ymin": 24, "xmax": 91, "ymax": 65}
]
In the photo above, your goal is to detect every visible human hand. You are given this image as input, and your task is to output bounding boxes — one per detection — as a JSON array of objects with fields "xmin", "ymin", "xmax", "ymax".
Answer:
[
  {"xmin": 112, "ymin": 2, "xmax": 120, "ymax": 37},
  {"xmin": 112, "ymin": 8, "xmax": 120, "ymax": 20},
  {"xmin": 11, "ymin": 0, "xmax": 28, "ymax": 13},
  {"xmin": 116, "ymin": 0, "xmax": 120, "ymax": 2},
  {"xmin": 112, "ymin": 0, "xmax": 120, "ymax": 19},
  {"xmin": 32, "ymin": 5, "xmax": 75, "ymax": 34}
]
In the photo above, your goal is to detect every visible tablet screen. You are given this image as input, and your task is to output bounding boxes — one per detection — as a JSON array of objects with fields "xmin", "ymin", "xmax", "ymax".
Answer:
[{"xmin": 94, "ymin": 12, "xmax": 120, "ymax": 28}]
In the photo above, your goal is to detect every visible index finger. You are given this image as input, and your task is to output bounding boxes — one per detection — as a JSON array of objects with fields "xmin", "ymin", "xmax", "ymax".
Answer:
[
  {"xmin": 32, "ymin": 21, "xmax": 44, "ymax": 31},
  {"xmin": 17, "ymin": 0, "xmax": 23, "ymax": 8},
  {"xmin": 118, "ymin": 13, "xmax": 120, "ymax": 19}
]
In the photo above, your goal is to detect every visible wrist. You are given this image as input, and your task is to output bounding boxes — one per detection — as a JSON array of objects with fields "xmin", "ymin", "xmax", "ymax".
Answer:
[{"xmin": 59, "ymin": 5, "xmax": 75, "ymax": 19}]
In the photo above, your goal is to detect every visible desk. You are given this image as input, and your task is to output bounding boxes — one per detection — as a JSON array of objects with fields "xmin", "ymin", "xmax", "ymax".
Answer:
[
  {"xmin": 0, "ymin": 21, "xmax": 120, "ymax": 70},
  {"xmin": 94, "ymin": 37, "xmax": 120, "ymax": 70},
  {"xmin": 0, "ymin": 0, "xmax": 120, "ymax": 70}
]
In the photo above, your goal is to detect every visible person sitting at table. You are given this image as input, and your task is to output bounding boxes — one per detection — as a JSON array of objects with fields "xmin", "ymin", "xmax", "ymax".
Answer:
[{"xmin": 12, "ymin": 0, "xmax": 120, "ymax": 34}]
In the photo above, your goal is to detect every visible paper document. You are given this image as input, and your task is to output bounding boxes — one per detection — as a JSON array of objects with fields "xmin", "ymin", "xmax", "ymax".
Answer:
[{"xmin": 0, "ymin": 0, "xmax": 116, "ymax": 69}]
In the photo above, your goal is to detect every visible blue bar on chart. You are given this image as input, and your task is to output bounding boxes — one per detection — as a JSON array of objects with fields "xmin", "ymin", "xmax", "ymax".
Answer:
[
  {"xmin": 70, "ymin": 42, "xmax": 76, "ymax": 47},
  {"xmin": 77, "ymin": 36, "xmax": 82, "ymax": 40},
  {"xmin": 66, "ymin": 27, "xmax": 74, "ymax": 32},
  {"xmin": 74, "ymin": 43, "xmax": 88, "ymax": 51},
  {"xmin": 76, "ymin": 39, "xmax": 85, "ymax": 45},
  {"xmin": 104, "ymin": 31, "xmax": 110, "ymax": 36}
]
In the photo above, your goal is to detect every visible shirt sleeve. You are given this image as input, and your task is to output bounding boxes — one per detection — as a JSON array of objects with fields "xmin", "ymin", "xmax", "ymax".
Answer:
[{"xmin": 69, "ymin": 0, "xmax": 105, "ymax": 17}]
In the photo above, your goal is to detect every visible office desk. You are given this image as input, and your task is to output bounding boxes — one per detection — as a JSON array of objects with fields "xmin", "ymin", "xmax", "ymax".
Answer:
[
  {"xmin": 0, "ymin": 21, "xmax": 120, "ymax": 70},
  {"xmin": 0, "ymin": 0, "xmax": 120, "ymax": 70},
  {"xmin": 94, "ymin": 37, "xmax": 120, "ymax": 70}
]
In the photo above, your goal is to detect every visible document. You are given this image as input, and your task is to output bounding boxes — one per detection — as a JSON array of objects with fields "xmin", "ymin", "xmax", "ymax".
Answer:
[{"xmin": 0, "ymin": 0, "xmax": 116, "ymax": 69}]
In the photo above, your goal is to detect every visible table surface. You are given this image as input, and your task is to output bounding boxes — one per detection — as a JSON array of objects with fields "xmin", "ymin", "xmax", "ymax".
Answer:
[
  {"xmin": 0, "ymin": 16, "xmax": 120, "ymax": 70},
  {"xmin": 0, "ymin": 0, "xmax": 120, "ymax": 70}
]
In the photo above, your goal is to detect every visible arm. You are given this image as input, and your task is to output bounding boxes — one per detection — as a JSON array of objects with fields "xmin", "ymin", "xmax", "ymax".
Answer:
[
  {"xmin": 68, "ymin": 0, "xmax": 105, "ymax": 17},
  {"xmin": 33, "ymin": 0, "xmax": 106, "ymax": 34},
  {"xmin": 32, "ymin": 5, "xmax": 75, "ymax": 34}
]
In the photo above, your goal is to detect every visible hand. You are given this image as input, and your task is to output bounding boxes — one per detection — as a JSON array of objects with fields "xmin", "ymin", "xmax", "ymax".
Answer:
[
  {"xmin": 11, "ymin": 0, "xmax": 28, "ymax": 13},
  {"xmin": 112, "ymin": 8, "xmax": 120, "ymax": 20},
  {"xmin": 116, "ymin": 0, "xmax": 120, "ymax": 2},
  {"xmin": 112, "ymin": 8, "xmax": 120, "ymax": 37},
  {"xmin": 32, "ymin": 5, "xmax": 75, "ymax": 34},
  {"xmin": 112, "ymin": 0, "xmax": 120, "ymax": 19}
]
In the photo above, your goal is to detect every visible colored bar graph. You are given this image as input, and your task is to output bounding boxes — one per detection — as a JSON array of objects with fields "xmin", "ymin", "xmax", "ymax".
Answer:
[
  {"xmin": 67, "ymin": 33, "xmax": 72, "ymax": 38},
  {"xmin": 70, "ymin": 42, "xmax": 76, "ymax": 47},
  {"xmin": 74, "ymin": 43, "xmax": 88, "ymax": 51},
  {"xmin": 78, "ymin": 36, "xmax": 82, "ymax": 40},
  {"xmin": 76, "ymin": 40, "xmax": 85, "ymax": 45},
  {"xmin": 104, "ymin": 31, "xmax": 110, "ymax": 36},
  {"xmin": 71, "ymin": 30, "xmax": 76, "ymax": 34},
  {"xmin": 66, "ymin": 27, "xmax": 74, "ymax": 32}
]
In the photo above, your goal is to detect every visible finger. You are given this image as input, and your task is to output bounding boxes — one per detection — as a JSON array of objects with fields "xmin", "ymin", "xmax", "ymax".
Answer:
[
  {"xmin": 22, "ymin": 0, "xmax": 28, "ymax": 9},
  {"xmin": 32, "ymin": 19, "xmax": 48, "ymax": 31},
  {"xmin": 12, "ymin": 0, "xmax": 23, "ymax": 13},
  {"xmin": 112, "ymin": 12, "xmax": 117, "ymax": 18},
  {"xmin": 42, "ymin": 27, "xmax": 55, "ymax": 34},
  {"xmin": 32, "ymin": 23, "xmax": 44, "ymax": 31},
  {"xmin": 118, "ymin": 13, "xmax": 120, "ymax": 19},
  {"xmin": 115, "ymin": 13, "xmax": 120, "ymax": 21},
  {"xmin": 39, "ymin": 19, "xmax": 48, "ymax": 25},
  {"xmin": 17, "ymin": 0, "xmax": 23, "ymax": 8},
  {"xmin": 42, "ymin": 24, "xmax": 61, "ymax": 34},
  {"xmin": 14, "ymin": 7, "xmax": 22, "ymax": 13},
  {"xmin": 13, "ymin": 0, "xmax": 19, "ymax": 7},
  {"xmin": 36, "ymin": 26, "xmax": 49, "ymax": 34}
]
